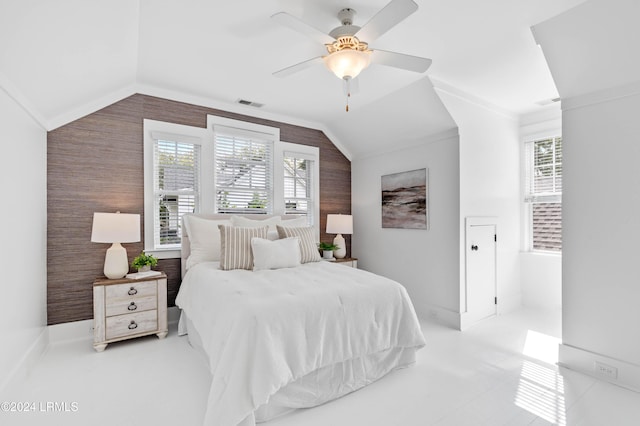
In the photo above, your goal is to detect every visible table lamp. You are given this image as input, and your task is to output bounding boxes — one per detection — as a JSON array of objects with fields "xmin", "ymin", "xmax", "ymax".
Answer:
[
  {"xmin": 91, "ymin": 212, "xmax": 140, "ymax": 279},
  {"xmin": 326, "ymin": 214, "xmax": 353, "ymax": 259}
]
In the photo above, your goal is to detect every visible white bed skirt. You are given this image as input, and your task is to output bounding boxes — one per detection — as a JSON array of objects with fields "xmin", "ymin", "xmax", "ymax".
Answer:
[{"xmin": 178, "ymin": 310, "xmax": 417, "ymax": 423}]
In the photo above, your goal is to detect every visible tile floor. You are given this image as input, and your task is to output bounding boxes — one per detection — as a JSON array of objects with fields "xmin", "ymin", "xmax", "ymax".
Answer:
[{"xmin": 1, "ymin": 308, "xmax": 639, "ymax": 425}]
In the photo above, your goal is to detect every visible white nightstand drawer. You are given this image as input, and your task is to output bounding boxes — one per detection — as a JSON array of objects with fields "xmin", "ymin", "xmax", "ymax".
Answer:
[
  {"xmin": 105, "ymin": 280, "xmax": 157, "ymax": 301},
  {"xmin": 93, "ymin": 273, "xmax": 168, "ymax": 352},
  {"xmin": 106, "ymin": 310, "xmax": 158, "ymax": 340},
  {"xmin": 105, "ymin": 295, "xmax": 157, "ymax": 317}
]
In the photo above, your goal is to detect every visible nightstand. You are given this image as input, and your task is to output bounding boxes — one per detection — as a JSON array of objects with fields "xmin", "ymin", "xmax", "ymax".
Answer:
[
  {"xmin": 334, "ymin": 257, "xmax": 358, "ymax": 268},
  {"xmin": 93, "ymin": 273, "xmax": 168, "ymax": 352}
]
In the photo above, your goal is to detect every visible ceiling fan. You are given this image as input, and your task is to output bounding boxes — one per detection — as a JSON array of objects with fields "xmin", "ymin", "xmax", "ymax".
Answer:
[{"xmin": 271, "ymin": 0, "xmax": 432, "ymax": 111}]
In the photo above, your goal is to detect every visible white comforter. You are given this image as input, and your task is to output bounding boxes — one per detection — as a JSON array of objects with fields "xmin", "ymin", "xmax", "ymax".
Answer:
[{"xmin": 175, "ymin": 261, "xmax": 425, "ymax": 426}]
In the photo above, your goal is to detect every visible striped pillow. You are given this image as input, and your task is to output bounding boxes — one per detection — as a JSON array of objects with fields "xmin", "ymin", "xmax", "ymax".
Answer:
[
  {"xmin": 218, "ymin": 225, "xmax": 268, "ymax": 270},
  {"xmin": 276, "ymin": 225, "xmax": 321, "ymax": 263}
]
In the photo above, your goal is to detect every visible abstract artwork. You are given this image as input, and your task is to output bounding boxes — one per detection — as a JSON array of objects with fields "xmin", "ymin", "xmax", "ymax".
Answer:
[{"xmin": 381, "ymin": 168, "xmax": 428, "ymax": 229}]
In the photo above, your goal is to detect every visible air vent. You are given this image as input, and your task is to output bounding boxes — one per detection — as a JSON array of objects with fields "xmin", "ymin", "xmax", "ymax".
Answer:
[
  {"xmin": 237, "ymin": 99, "xmax": 264, "ymax": 108},
  {"xmin": 536, "ymin": 97, "xmax": 561, "ymax": 106}
]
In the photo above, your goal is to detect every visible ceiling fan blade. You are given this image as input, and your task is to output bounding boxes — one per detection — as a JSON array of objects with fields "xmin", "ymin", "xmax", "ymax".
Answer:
[
  {"xmin": 271, "ymin": 12, "xmax": 334, "ymax": 45},
  {"xmin": 273, "ymin": 56, "xmax": 324, "ymax": 78},
  {"xmin": 355, "ymin": 0, "xmax": 418, "ymax": 42},
  {"xmin": 371, "ymin": 49, "xmax": 431, "ymax": 73}
]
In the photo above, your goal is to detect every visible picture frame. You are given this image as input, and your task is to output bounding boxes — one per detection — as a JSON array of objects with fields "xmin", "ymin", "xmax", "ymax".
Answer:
[{"xmin": 381, "ymin": 168, "xmax": 428, "ymax": 229}]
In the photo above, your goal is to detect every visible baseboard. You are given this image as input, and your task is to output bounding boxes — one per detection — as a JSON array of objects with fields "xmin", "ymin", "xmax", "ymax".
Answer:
[
  {"xmin": 559, "ymin": 344, "xmax": 640, "ymax": 393},
  {"xmin": 459, "ymin": 294, "xmax": 522, "ymax": 331},
  {"xmin": 1, "ymin": 307, "xmax": 183, "ymax": 395},
  {"xmin": 48, "ymin": 319, "xmax": 93, "ymax": 344},
  {"xmin": 0, "ymin": 327, "xmax": 48, "ymax": 395},
  {"xmin": 497, "ymin": 292, "xmax": 522, "ymax": 315},
  {"xmin": 420, "ymin": 303, "xmax": 461, "ymax": 330},
  {"xmin": 168, "ymin": 305, "xmax": 181, "ymax": 325},
  {"xmin": 459, "ymin": 310, "xmax": 492, "ymax": 331},
  {"xmin": 48, "ymin": 306, "xmax": 182, "ymax": 345}
]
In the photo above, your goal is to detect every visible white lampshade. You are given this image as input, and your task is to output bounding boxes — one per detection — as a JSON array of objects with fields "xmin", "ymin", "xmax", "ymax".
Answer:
[
  {"xmin": 323, "ymin": 49, "xmax": 371, "ymax": 80},
  {"xmin": 91, "ymin": 212, "xmax": 140, "ymax": 243},
  {"xmin": 326, "ymin": 214, "xmax": 353, "ymax": 235},
  {"xmin": 326, "ymin": 214, "xmax": 353, "ymax": 259},
  {"xmin": 91, "ymin": 212, "xmax": 140, "ymax": 279}
]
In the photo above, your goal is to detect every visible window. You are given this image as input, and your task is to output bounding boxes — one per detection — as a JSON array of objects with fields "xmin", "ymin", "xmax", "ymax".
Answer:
[
  {"xmin": 144, "ymin": 117, "xmax": 319, "ymax": 258},
  {"xmin": 283, "ymin": 153, "xmax": 313, "ymax": 217},
  {"xmin": 154, "ymin": 138, "xmax": 200, "ymax": 247},
  {"xmin": 144, "ymin": 120, "xmax": 211, "ymax": 258},
  {"xmin": 524, "ymin": 136, "xmax": 562, "ymax": 252},
  {"xmin": 213, "ymin": 125, "xmax": 273, "ymax": 214},
  {"xmin": 274, "ymin": 142, "xmax": 319, "ymax": 228}
]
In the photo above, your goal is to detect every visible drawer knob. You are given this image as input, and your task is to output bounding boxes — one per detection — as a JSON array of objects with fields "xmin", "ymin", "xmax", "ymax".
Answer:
[
  {"xmin": 128, "ymin": 321, "xmax": 138, "ymax": 330},
  {"xmin": 128, "ymin": 287, "xmax": 138, "ymax": 296},
  {"xmin": 127, "ymin": 302, "xmax": 137, "ymax": 311}
]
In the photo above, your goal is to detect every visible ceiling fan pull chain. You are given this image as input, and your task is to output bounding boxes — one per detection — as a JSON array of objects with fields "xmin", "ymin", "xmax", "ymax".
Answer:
[{"xmin": 345, "ymin": 78, "xmax": 351, "ymax": 112}]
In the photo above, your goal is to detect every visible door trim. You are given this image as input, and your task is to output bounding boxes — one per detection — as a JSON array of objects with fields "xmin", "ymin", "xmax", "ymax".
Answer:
[{"xmin": 461, "ymin": 216, "xmax": 498, "ymax": 330}]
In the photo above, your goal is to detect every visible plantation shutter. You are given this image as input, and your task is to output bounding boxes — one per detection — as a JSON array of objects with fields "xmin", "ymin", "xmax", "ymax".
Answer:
[
  {"xmin": 524, "ymin": 137, "xmax": 563, "ymax": 203},
  {"xmin": 524, "ymin": 136, "xmax": 562, "ymax": 251},
  {"xmin": 214, "ymin": 126, "xmax": 273, "ymax": 214},
  {"xmin": 152, "ymin": 132, "xmax": 200, "ymax": 249},
  {"xmin": 283, "ymin": 151, "xmax": 314, "ymax": 224}
]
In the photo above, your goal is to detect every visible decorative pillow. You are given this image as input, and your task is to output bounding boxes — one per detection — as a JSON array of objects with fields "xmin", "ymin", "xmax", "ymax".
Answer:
[
  {"xmin": 251, "ymin": 237, "xmax": 301, "ymax": 271},
  {"xmin": 276, "ymin": 225, "xmax": 322, "ymax": 263},
  {"xmin": 184, "ymin": 216, "xmax": 231, "ymax": 270},
  {"xmin": 278, "ymin": 216, "xmax": 309, "ymax": 228},
  {"xmin": 230, "ymin": 215, "xmax": 282, "ymax": 232},
  {"xmin": 218, "ymin": 225, "xmax": 268, "ymax": 270}
]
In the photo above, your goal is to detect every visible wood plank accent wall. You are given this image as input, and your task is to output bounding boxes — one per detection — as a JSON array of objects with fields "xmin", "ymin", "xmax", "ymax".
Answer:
[{"xmin": 47, "ymin": 94, "xmax": 351, "ymax": 325}]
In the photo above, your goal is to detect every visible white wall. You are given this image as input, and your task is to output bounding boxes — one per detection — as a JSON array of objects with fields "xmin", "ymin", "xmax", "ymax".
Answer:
[
  {"xmin": 351, "ymin": 131, "xmax": 461, "ymax": 324},
  {"xmin": 533, "ymin": 0, "xmax": 640, "ymax": 390},
  {"xmin": 0, "ymin": 86, "xmax": 48, "ymax": 391},
  {"xmin": 352, "ymin": 84, "xmax": 522, "ymax": 330},
  {"xmin": 520, "ymin": 253, "xmax": 562, "ymax": 310},
  {"xmin": 435, "ymin": 88, "xmax": 522, "ymax": 318},
  {"xmin": 561, "ymin": 89, "xmax": 640, "ymax": 388}
]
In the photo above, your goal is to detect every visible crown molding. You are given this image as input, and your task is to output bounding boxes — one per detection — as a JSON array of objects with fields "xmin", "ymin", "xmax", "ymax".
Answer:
[
  {"xmin": 135, "ymin": 83, "xmax": 352, "ymax": 161},
  {"xmin": 0, "ymin": 71, "xmax": 48, "ymax": 130}
]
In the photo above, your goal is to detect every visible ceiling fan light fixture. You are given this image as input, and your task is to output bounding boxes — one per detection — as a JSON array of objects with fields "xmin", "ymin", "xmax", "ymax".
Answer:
[{"xmin": 323, "ymin": 49, "xmax": 372, "ymax": 80}]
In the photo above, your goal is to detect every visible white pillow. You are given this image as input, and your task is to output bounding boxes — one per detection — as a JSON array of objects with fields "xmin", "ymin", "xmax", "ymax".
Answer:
[
  {"xmin": 278, "ymin": 216, "xmax": 309, "ymax": 228},
  {"xmin": 251, "ymin": 237, "xmax": 301, "ymax": 271},
  {"xmin": 184, "ymin": 216, "xmax": 231, "ymax": 270},
  {"xmin": 276, "ymin": 225, "xmax": 322, "ymax": 263},
  {"xmin": 230, "ymin": 215, "xmax": 282, "ymax": 232}
]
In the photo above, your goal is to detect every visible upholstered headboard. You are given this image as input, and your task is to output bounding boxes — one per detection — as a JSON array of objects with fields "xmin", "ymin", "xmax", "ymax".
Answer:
[{"xmin": 180, "ymin": 214, "xmax": 307, "ymax": 279}]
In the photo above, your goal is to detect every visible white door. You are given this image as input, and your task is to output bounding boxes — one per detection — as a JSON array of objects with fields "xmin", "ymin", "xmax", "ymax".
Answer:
[{"xmin": 465, "ymin": 223, "xmax": 497, "ymax": 324}]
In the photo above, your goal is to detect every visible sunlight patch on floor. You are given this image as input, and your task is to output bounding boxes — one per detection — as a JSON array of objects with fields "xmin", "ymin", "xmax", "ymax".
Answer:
[
  {"xmin": 523, "ymin": 329, "xmax": 561, "ymax": 365},
  {"xmin": 515, "ymin": 360, "xmax": 566, "ymax": 425}
]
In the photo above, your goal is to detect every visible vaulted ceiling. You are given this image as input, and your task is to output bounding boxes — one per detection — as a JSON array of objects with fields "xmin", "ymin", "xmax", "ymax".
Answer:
[{"xmin": 0, "ymin": 0, "xmax": 587, "ymax": 158}]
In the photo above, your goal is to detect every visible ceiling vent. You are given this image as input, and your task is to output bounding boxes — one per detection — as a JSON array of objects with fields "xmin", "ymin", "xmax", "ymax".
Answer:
[
  {"xmin": 237, "ymin": 99, "xmax": 264, "ymax": 108},
  {"xmin": 536, "ymin": 97, "xmax": 561, "ymax": 106}
]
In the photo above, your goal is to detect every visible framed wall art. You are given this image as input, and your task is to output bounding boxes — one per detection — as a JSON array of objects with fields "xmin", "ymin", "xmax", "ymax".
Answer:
[{"xmin": 381, "ymin": 168, "xmax": 428, "ymax": 229}]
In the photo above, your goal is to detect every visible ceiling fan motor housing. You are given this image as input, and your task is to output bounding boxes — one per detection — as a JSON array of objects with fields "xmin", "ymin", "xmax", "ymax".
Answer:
[{"xmin": 330, "ymin": 8, "xmax": 361, "ymax": 38}]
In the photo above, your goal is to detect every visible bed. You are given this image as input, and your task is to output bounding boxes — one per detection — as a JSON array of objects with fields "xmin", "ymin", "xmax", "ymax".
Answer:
[{"xmin": 175, "ymin": 214, "xmax": 425, "ymax": 426}]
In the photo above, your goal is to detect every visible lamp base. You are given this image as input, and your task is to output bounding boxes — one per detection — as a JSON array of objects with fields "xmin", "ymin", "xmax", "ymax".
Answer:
[
  {"xmin": 103, "ymin": 242, "xmax": 129, "ymax": 279},
  {"xmin": 333, "ymin": 234, "xmax": 346, "ymax": 259}
]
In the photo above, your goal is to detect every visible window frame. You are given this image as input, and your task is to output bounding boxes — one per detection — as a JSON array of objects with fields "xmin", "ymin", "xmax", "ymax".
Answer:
[
  {"xmin": 210, "ymin": 116, "xmax": 277, "ymax": 215},
  {"xmin": 143, "ymin": 117, "xmax": 320, "ymax": 258},
  {"xmin": 143, "ymin": 119, "xmax": 213, "ymax": 259},
  {"xmin": 522, "ymin": 134, "xmax": 562, "ymax": 253},
  {"xmin": 274, "ymin": 141, "xmax": 320, "ymax": 231}
]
